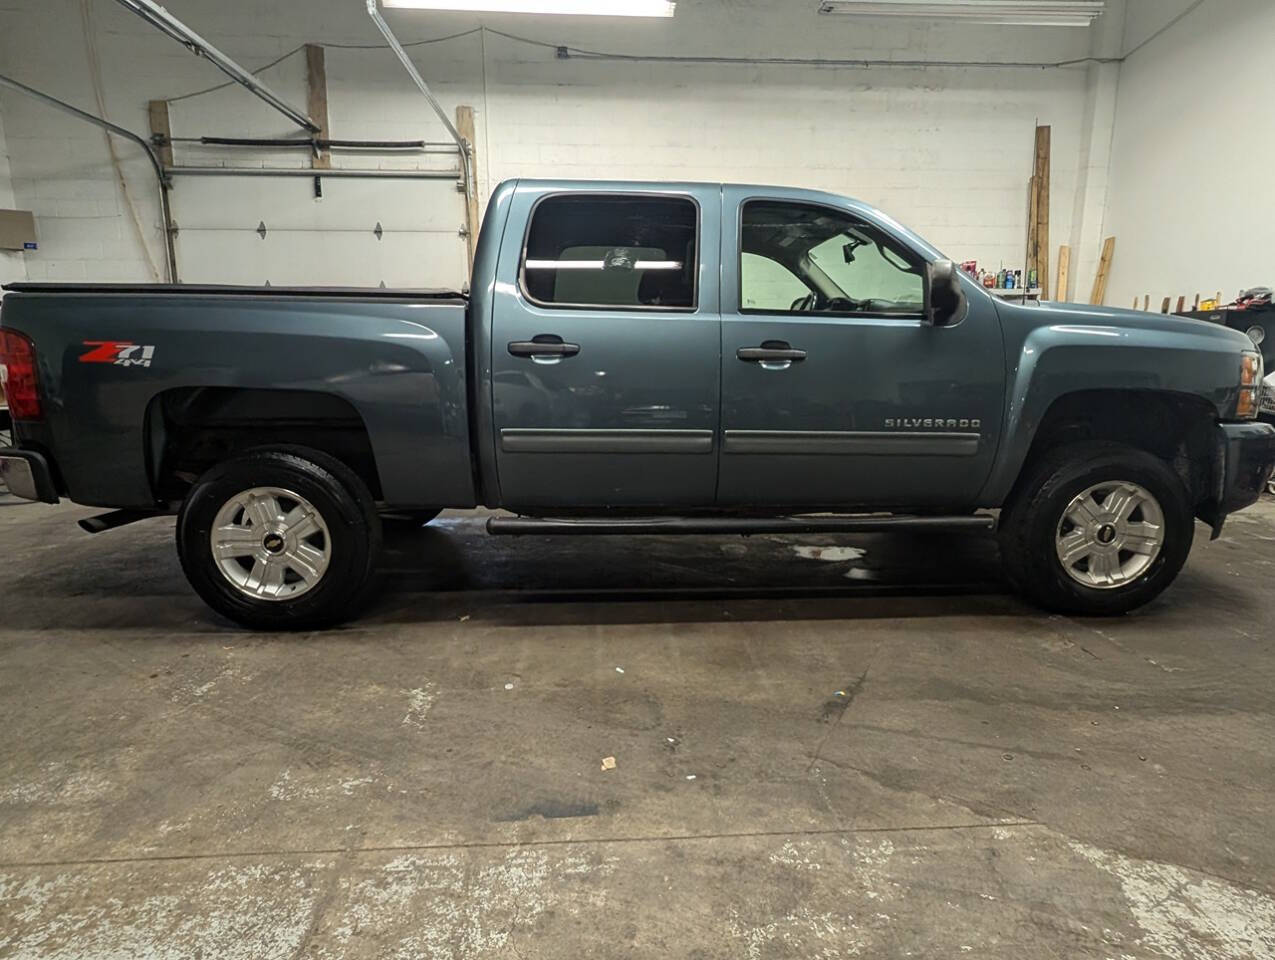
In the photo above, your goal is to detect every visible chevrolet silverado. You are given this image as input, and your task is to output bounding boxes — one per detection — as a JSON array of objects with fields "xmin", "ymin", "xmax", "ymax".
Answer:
[{"xmin": 2, "ymin": 179, "xmax": 1272, "ymax": 628}]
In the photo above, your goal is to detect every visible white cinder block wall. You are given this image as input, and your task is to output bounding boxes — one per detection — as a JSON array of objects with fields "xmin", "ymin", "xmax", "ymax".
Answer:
[
  {"xmin": 0, "ymin": 104, "xmax": 27, "ymax": 286},
  {"xmin": 1104, "ymin": 0, "xmax": 1275, "ymax": 310},
  {"xmin": 0, "ymin": 0, "xmax": 1102, "ymax": 292}
]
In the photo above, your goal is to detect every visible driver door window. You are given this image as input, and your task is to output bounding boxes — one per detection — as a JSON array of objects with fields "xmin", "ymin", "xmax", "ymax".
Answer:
[{"xmin": 740, "ymin": 201, "xmax": 925, "ymax": 317}]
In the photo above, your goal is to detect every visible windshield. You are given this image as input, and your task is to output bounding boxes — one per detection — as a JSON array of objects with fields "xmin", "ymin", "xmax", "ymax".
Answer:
[{"xmin": 807, "ymin": 229, "xmax": 925, "ymax": 306}]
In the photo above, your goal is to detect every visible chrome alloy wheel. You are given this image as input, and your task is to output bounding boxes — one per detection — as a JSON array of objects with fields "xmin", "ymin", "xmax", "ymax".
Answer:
[
  {"xmin": 1055, "ymin": 481, "xmax": 1165, "ymax": 590},
  {"xmin": 210, "ymin": 487, "xmax": 331, "ymax": 601}
]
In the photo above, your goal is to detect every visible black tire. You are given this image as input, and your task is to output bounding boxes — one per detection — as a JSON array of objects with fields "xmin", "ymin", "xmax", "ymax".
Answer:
[
  {"xmin": 176, "ymin": 447, "xmax": 382, "ymax": 630},
  {"xmin": 998, "ymin": 442, "xmax": 1195, "ymax": 615}
]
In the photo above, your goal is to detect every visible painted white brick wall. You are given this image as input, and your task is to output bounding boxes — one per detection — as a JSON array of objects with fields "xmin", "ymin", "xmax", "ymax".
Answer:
[
  {"xmin": 1104, "ymin": 0, "xmax": 1275, "ymax": 310},
  {"xmin": 0, "ymin": 101, "xmax": 29, "ymax": 286},
  {"xmin": 0, "ymin": 0, "xmax": 1099, "ymax": 290}
]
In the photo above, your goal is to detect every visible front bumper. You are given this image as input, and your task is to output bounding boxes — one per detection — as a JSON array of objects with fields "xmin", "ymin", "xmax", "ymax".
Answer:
[
  {"xmin": 0, "ymin": 448, "xmax": 60, "ymax": 504},
  {"xmin": 1201, "ymin": 422, "xmax": 1275, "ymax": 537}
]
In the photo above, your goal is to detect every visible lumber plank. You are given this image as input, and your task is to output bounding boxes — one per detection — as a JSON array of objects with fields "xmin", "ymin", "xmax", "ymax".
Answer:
[
  {"xmin": 1034, "ymin": 125, "xmax": 1051, "ymax": 300},
  {"xmin": 305, "ymin": 45, "xmax": 331, "ymax": 170},
  {"xmin": 1089, "ymin": 236, "xmax": 1115, "ymax": 305},
  {"xmin": 148, "ymin": 100, "xmax": 173, "ymax": 168},
  {"xmin": 1056, "ymin": 244, "xmax": 1070, "ymax": 301},
  {"xmin": 455, "ymin": 105, "xmax": 481, "ymax": 271}
]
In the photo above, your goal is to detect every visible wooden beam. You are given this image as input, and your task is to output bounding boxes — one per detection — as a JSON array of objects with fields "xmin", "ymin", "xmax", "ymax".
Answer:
[
  {"xmin": 1161, "ymin": 297, "xmax": 1171, "ymax": 314},
  {"xmin": 1193, "ymin": 293, "xmax": 1200, "ymax": 311},
  {"xmin": 1089, "ymin": 236, "xmax": 1115, "ymax": 305},
  {"xmin": 305, "ymin": 44, "xmax": 331, "ymax": 170},
  {"xmin": 1143, "ymin": 295, "xmax": 1150, "ymax": 311},
  {"xmin": 1033, "ymin": 125, "xmax": 1051, "ymax": 300},
  {"xmin": 1176, "ymin": 295, "xmax": 1186, "ymax": 314},
  {"xmin": 1055, "ymin": 244, "xmax": 1070, "ymax": 301},
  {"xmin": 455, "ymin": 105, "xmax": 481, "ymax": 271},
  {"xmin": 148, "ymin": 100, "xmax": 173, "ymax": 167}
]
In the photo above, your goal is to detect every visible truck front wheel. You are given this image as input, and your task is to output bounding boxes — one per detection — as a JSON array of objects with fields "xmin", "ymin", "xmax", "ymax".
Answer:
[
  {"xmin": 176, "ymin": 448, "xmax": 382, "ymax": 630},
  {"xmin": 999, "ymin": 442, "xmax": 1195, "ymax": 615}
]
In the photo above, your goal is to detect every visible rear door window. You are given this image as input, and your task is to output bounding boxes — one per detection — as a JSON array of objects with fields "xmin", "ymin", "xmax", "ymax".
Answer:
[{"xmin": 521, "ymin": 195, "xmax": 698, "ymax": 310}]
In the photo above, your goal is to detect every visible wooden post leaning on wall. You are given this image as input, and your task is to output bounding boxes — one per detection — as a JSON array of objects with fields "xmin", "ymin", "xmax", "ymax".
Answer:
[
  {"xmin": 1089, "ymin": 236, "xmax": 1115, "ymax": 305},
  {"xmin": 455, "ymin": 105, "xmax": 481, "ymax": 272},
  {"xmin": 1032, "ymin": 125, "xmax": 1051, "ymax": 299},
  {"xmin": 305, "ymin": 44, "xmax": 331, "ymax": 170},
  {"xmin": 1056, "ymin": 244, "xmax": 1070, "ymax": 301},
  {"xmin": 148, "ymin": 100, "xmax": 173, "ymax": 167}
]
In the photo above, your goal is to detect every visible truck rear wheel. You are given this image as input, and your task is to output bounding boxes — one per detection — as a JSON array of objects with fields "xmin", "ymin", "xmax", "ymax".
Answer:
[
  {"xmin": 176, "ymin": 448, "xmax": 382, "ymax": 630},
  {"xmin": 999, "ymin": 442, "xmax": 1195, "ymax": 615}
]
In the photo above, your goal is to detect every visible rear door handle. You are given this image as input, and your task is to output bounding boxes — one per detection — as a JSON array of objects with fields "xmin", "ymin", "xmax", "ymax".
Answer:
[
  {"xmin": 508, "ymin": 335, "xmax": 581, "ymax": 359},
  {"xmin": 737, "ymin": 341, "xmax": 807, "ymax": 363}
]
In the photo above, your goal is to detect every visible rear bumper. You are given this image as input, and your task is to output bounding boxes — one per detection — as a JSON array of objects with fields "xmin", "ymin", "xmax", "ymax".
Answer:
[
  {"xmin": 1201, "ymin": 422, "xmax": 1275, "ymax": 537},
  {"xmin": 0, "ymin": 448, "xmax": 60, "ymax": 504}
]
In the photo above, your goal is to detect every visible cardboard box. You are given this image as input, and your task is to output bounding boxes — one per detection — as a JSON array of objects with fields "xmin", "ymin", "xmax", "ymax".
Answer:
[{"xmin": 0, "ymin": 209, "xmax": 37, "ymax": 251}]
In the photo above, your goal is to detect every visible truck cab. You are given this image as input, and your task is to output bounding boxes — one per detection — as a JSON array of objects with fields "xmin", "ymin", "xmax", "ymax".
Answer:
[{"xmin": 477, "ymin": 180, "xmax": 1002, "ymax": 512}]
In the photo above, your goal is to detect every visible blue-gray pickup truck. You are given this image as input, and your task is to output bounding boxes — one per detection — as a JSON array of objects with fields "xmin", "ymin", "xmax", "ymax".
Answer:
[{"xmin": 2, "ymin": 179, "xmax": 1273, "ymax": 628}]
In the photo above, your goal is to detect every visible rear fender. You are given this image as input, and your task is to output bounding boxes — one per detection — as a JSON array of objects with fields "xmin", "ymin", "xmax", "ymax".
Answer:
[{"xmin": 1, "ymin": 292, "xmax": 475, "ymax": 509}]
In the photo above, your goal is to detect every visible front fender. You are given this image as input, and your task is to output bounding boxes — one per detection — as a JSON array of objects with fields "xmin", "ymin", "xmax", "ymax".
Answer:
[{"xmin": 981, "ymin": 320, "xmax": 1243, "ymax": 504}]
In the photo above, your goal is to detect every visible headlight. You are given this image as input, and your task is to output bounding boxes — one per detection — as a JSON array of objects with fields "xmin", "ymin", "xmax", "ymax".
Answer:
[{"xmin": 1237, "ymin": 351, "xmax": 1264, "ymax": 418}]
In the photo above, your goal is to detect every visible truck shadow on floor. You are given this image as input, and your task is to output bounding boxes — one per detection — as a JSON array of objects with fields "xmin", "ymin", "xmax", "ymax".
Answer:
[{"xmin": 356, "ymin": 517, "xmax": 1121, "ymax": 627}]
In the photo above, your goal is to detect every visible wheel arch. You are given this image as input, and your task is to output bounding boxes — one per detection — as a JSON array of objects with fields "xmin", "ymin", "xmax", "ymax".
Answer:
[
  {"xmin": 989, "ymin": 388, "xmax": 1219, "ymax": 510},
  {"xmin": 146, "ymin": 386, "xmax": 384, "ymax": 503}
]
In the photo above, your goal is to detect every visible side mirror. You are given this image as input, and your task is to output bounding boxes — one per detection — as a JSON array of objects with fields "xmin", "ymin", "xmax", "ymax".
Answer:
[{"xmin": 925, "ymin": 259, "xmax": 968, "ymax": 327}]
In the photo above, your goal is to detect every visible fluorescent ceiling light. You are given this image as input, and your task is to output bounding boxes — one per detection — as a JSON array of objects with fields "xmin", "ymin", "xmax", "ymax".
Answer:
[
  {"xmin": 818, "ymin": 1, "xmax": 1103, "ymax": 27},
  {"xmin": 382, "ymin": 0, "xmax": 676, "ymax": 16}
]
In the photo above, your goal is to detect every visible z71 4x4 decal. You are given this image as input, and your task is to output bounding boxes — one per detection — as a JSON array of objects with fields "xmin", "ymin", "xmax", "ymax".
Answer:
[{"xmin": 79, "ymin": 341, "xmax": 156, "ymax": 368}]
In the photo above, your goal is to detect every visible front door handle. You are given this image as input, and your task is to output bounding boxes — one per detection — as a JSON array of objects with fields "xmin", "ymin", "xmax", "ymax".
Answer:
[
  {"xmin": 508, "ymin": 334, "xmax": 581, "ymax": 359},
  {"xmin": 737, "ymin": 340, "xmax": 807, "ymax": 363}
]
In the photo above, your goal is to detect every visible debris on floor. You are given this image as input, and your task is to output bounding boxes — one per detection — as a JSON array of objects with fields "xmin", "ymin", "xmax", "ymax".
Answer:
[
  {"xmin": 792, "ymin": 545, "xmax": 867, "ymax": 562},
  {"xmin": 601, "ymin": 756, "xmax": 617, "ymax": 771}
]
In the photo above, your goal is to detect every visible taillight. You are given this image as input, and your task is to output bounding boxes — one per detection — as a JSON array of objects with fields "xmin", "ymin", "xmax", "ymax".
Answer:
[{"xmin": 0, "ymin": 329, "xmax": 42, "ymax": 421}]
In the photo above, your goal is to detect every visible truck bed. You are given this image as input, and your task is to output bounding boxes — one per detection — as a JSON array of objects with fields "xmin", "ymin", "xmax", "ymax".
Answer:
[{"xmin": 0, "ymin": 282, "xmax": 475, "ymax": 510}]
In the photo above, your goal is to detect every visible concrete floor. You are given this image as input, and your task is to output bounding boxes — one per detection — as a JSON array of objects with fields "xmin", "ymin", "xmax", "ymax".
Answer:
[{"xmin": 2, "ymin": 492, "xmax": 1274, "ymax": 959}]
